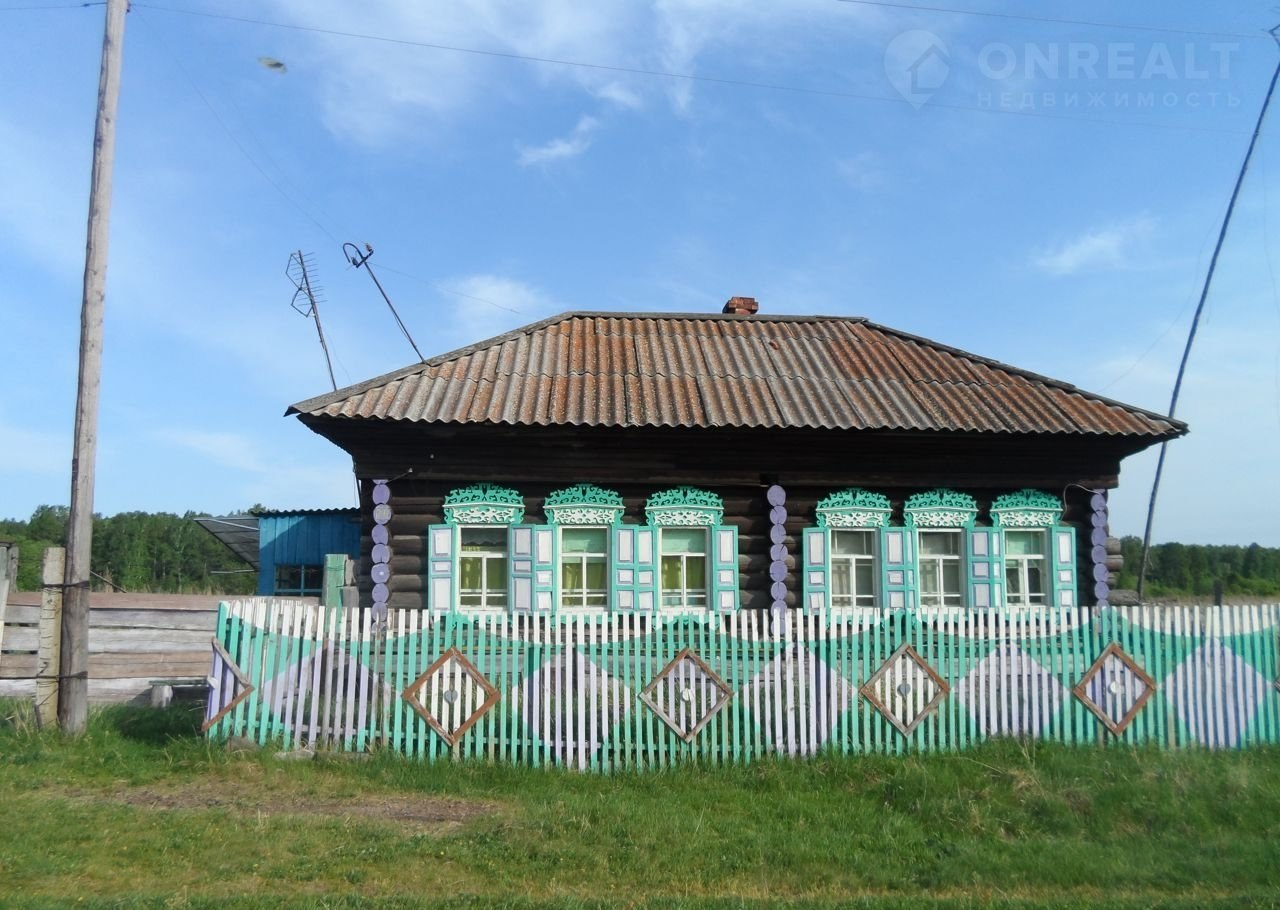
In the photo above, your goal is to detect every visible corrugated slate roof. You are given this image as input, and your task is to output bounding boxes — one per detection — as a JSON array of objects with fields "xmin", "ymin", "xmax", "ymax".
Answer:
[{"xmin": 288, "ymin": 313, "xmax": 1184, "ymax": 438}]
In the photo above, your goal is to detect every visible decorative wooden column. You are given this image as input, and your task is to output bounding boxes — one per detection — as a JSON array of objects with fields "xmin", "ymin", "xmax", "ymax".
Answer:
[
  {"xmin": 370, "ymin": 479, "xmax": 392, "ymax": 620},
  {"xmin": 1089, "ymin": 490, "xmax": 1110, "ymax": 609},
  {"xmin": 767, "ymin": 485, "xmax": 787, "ymax": 632}
]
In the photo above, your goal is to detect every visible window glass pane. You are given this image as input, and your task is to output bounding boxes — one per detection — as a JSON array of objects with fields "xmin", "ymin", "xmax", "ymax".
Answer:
[
  {"xmin": 831, "ymin": 562, "xmax": 852, "ymax": 596},
  {"xmin": 275, "ymin": 565, "xmax": 302, "ymax": 591},
  {"xmin": 459, "ymin": 558, "xmax": 482, "ymax": 590},
  {"xmin": 1006, "ymin": 565, "xmax": 1022, "ymax": 596},
  {"xmin": 485, "ymin": 557, "xmax": 507, "ymax": 592},
  {"xmin": 661, "ymin": 555, "xmax": 682, "ymax": 590},
  {"xmin": 832, "ymin": 530, "xmax": 873, "ymax": 556},
  {"xmin": 920, "ymin": 532, "xmax": 959, "ymax": 556},
  {"xmin": 562, "ymin": 528, "xmax": 607, "ymax": 554},
  {"xmin": 685, "ymin": 556, "xmax": 706, "ymax": 589},
  {"xmin": 661, "ymin": 528, "xmax": 706, "ymax": 554},
  {"xmin": 855, "ymin": 562, "xmax": 875, "ymax": 598},
  {"xmin": 942, "ymin": 561, "xmax": 961, "ymax": 595},
  {"xmin": 461, "ymin": 526, "xmax": 506, "ymax": 551},
  {"xmin": 585, "ymin": 560, "xmax": 607, "ymax": 591},
  {"xmin": 562, "ymin": 561, "xmax": 584, "ymax": 593},
  {"xmin": 920, "ymin": 562, "xmax": 939, "ymax": 596},
  {"xmin": 1027, "ymin": 565, "xmax": 1044, "ymax": 596},
  {"xmin": 1005, "ymin": 531, "xmax": 1044, "ymax": 557}
]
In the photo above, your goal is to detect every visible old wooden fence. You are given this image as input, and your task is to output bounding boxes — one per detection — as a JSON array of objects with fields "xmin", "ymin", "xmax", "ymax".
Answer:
[
  {"xmin": 1, "ymin": 591, "xmax": 228, "ymax": 705},
  {"xmin": 206, "ymin": 600, "xmax": 1280, "ymax": 768}
]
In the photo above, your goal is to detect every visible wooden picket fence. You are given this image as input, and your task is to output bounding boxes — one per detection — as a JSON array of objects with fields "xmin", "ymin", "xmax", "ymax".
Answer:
[{"xmin": 205, "ymin": 600, "xmax": 1280, "ymax": 768}]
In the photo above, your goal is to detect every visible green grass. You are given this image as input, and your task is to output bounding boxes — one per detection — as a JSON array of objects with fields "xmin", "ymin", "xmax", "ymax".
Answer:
[{"xmin": 1, "ymin": 700, "xmax": 1279, "ymax": 910}]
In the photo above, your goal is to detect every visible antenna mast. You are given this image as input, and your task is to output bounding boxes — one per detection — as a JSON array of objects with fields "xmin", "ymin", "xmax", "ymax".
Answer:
[
  {"xmin": 287, "ymin": 250, "xmax": 337, "ymax": 392},
  {"xmin": 343, "ymin": 242, "xmax": 426, "ymax": 362}
]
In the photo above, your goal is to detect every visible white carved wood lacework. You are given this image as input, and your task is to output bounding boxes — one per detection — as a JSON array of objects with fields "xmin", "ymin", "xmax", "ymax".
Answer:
[
  {"xmin": 816, "ymin": 488, "xmax": 892, "ymax": 528},
  {"xmin": 990, "ymin": 489, "xmax": 1064, "ymax": 529},
  {"xmin": 645, "ymin": 487, "xmax": 724, "ymax": 527},
  {"xmin": 903, "ymin": 489, "xmax": 977, "ymax": 529},
  {"xmin": 544, "ymin": 483, "xmax": 626, "ymax": 526},
  {"xmin": 442, "ymin": 483, "xmax": 525, "ymax": 526}
]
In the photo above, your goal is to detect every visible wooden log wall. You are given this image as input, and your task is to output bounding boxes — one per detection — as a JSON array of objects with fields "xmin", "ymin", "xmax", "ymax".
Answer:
[
  {"xmin": 360, "ymin": 477, "xmax": 1099, "ymax": 613},
  {"xmin": 0, "ymin": 592, "xmax": 295, "ymax": 705}
]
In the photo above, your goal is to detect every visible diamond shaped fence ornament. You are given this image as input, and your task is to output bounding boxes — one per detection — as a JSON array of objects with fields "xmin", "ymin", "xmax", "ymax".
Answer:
[
  {"xmin": 403, "ymin": 647, "xmax": 499, "ymax": 747},
  {"xmin": 1073, "ymin": 643, "xmax": 1156, "ymax": 736},
  {"xmin": 516, "ymin": 650, "xmax": 630, "ymax": 768},
  {"xmin": 1163, "ymin": 639, "xmax": 1268, "ymax": 748},
  {"xmin": 639, "ymin": 648, "xmax": 733, "ymax": 743},
  {"xmin": 954, "ymin": 644, "xmax": 1065, "ymax": 738},
  {"xmin": 860, "ymin": 643, "xmax": 949, "ymax": 737}
]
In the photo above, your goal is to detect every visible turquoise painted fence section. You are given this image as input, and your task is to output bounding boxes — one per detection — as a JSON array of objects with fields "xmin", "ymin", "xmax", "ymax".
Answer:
[{"xmin": 205, "ymin": 601, "xmax": 1280, "ymax": 767}]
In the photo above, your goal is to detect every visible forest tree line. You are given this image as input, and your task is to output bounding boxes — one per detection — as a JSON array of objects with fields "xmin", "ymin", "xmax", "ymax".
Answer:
[
  {"xmin": 2, "ymin": 507, "xmax": 1279, "ymax": 599},
  {"xmin": 0, "ymin": 505, "xmax": 256, "ymax": 595}
]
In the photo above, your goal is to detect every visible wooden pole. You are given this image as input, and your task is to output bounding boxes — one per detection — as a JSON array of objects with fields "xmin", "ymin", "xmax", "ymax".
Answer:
[
  {"xmin": 37, "ymin": 547, "xmax": 66, "ymax": 729},
  {"xmin": 60, "ymin": 0, "xmax": 127, "ymax": 735},
  {"xmin": 0, "ymin": 543, "xmax": 14, "ymax": 665}
]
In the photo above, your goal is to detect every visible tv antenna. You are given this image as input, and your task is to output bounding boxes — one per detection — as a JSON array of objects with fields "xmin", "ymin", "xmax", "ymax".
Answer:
[
  {"xmin": 287, "ymin": 250, "xmax": 337, "ymax": 391},
  {"xmin": 343, "ymin": 242, "xmax": 426, "ymax": 362}
]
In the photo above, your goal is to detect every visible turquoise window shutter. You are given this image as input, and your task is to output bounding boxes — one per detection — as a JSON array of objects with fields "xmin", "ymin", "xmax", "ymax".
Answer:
[
  {"xmin": 533, "ymin": 526, "xmax": 556, "ymax": 612},
  {"xmin": 1051, "ymin": 527, "xmax": 1077, "ymax": 608},
  {"xmin": 802, "ymin": 527, "xmax": 831, "ymax": 615},
  {"xmin": 611, "ymin": 526, "xmax": 657, "ymax": 612},
  {"xmin": 710, "ymin": 525, "xmax": 740, "ymax": 613},
  {"xmin": 426, "ymin": 524, "xmax": 455, "ymax": 612},
  {"xmin": 880, "ymin": 528, "xmax": 916, "ymax": 609},
  {"xmin": 509, "ymin": 527, "xmax": 550, "ymax": 611},
  {"xmin": 966, "ymin": 528, "xmax": 1003, "ymax": 610}
]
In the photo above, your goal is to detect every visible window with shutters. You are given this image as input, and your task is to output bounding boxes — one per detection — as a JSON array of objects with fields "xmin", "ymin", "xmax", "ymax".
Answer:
[
  {"xmin": 918, "ymin": 530, "xmax": 963, "ymax": 607},
  {"xmin": 659, "ymin": 528, "xmax": 709, "ymax": 609},
  {"xmin": 459, "ymin": 526, "xmax": 509, "ymax": 610},
  {"xmin": 831, "ymin": 530, "xmax": 877, "ymax": 608},
  {"xmin": 1004, "ymin": 530, "xmax": 1047, "ymax": 607},
  {"xmin": 991, "ymin": 489, "xmax": 1077, "ymax": 610},
  {"xmin": 560, "ymin": 526, "xmax": 609, "ymax": 609},
  {"xmin": 803, "ymin": 489, "xmax": 893, "ymax": 613},
  {"xmin": 905, "ymin": 490, "xmax": 978, "ymax": 609},
  {"xmin": 546, "ymin": 484, "xmax": 625, "ymax": 612},
  {"xmin": 644, "ymin": 487, "xmax": 738, "ymax": 614}
]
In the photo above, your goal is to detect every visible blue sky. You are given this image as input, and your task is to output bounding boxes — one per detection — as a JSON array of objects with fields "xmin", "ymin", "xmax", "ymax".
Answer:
[{"xmin": 2, "ymin": 0, "xmax": 1278, "ymax": 544}]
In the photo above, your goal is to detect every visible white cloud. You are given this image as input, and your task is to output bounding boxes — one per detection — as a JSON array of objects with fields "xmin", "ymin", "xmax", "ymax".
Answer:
[
  {"xmin": 437, "ymin": 274, "xmax": 562, "ymax": 347},
  {"xmin": 1033, "ymin": 216, "xmax": 1157, "ymax": 277},
  {"xmin": 517, "ymin": 115, "xmax": 599, "ymax": 166},
  {"xmin": 259, "ymin": 0, "xmax": 875, "ymax": 142}
]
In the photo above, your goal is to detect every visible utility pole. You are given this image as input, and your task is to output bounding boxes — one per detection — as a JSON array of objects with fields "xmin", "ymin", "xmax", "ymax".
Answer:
[{"xmin": 60, "ymin": 0, "xmax": 128, "ymax": 734}]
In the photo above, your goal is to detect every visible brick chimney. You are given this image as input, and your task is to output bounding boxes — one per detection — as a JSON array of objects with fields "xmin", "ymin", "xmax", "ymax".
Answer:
[{"xmin": 722, "ymin": 296, "xmax": 758, "ymax": 316}]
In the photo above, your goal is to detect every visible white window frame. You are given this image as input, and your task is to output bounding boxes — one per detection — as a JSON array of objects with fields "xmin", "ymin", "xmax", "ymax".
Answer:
[
  {"xmin": 659, "ymin": 527, "xmax": 709, "ymax": 611},
  {"xmin": 558, "ymin": 525, "xmax": 609, "ymax": 611},
  {"xmin": 830, "ymin": 529, "xmax": 878, "ymax": 609},
  {"xmin": 1004, "ymin": 529, "xmax": 1048, "ymax": 608},
  {"xmin": 457, "ymin": 525, "xmax": 509, "ymax": 612},
  {"xmin": 918, "ymin": 529, "xmax": 963, "ymax": 608}
]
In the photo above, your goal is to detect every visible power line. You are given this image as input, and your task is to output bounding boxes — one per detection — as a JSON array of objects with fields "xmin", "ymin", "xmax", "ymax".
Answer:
[
  {"xmin": 133, "ymin": 14, "xmax": 340, "ymax": 243},
  {"xmin": 131, "ymin": 2, "xmax": 1247, "ymax": 136},
  {"xmin": 0, "ymin": 2, "xmax": 103, "ymax": 10},
  {"xmin": 834, "ymin": 0, "xmax": 1267, "ymax": 41}
]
